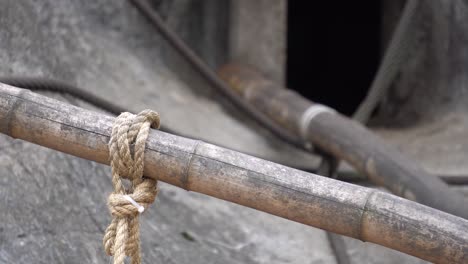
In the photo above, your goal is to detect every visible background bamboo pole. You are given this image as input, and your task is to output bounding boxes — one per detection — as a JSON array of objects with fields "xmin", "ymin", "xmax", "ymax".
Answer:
[
  {"xmin": 219, "ymin": 63, "xmax": 468, "ymax": 220},
  {"xmin": 0, "ymin": 83, "xmax": 466, "ymax": 263}
]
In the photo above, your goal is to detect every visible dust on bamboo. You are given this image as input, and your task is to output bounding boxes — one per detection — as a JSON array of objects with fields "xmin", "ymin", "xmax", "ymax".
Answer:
[{"xmin": 0, "ymin": 83, "xmax": 467, "ymax": 264}]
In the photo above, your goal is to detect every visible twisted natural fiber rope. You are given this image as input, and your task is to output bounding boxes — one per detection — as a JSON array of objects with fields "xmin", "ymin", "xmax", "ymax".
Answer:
[{"xmin": 103, "ymin": 109, "xmax": 160, "ymax": 264}]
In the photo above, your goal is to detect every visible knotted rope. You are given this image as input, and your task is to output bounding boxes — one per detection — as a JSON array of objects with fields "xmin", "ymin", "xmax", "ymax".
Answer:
[{"xmin": 103, "ymin": 109, "xmax": 160, "ymax": 264}]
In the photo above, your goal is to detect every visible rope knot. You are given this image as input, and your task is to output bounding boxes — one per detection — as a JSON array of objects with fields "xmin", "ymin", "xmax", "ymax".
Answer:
[
  {"xmin": 108, "ymin": 179, "xmax": 158, "ymax": 217},
  {"xmin": 103, "ymin": 110, "xmax": 160, "ymax": 264}
]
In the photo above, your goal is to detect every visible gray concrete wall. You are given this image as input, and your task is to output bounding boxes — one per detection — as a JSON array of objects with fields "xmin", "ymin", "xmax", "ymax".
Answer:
[{"xmin": 228, "ymin": 0, "xmax": 287, "ymax": 84}]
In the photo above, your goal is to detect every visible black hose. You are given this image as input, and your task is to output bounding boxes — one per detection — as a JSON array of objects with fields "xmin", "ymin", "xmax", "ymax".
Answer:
[
  {"xmin": 327, "ymin": 232, "xmax": 351, "ymax": 264},
  {"xmin": 0, "ymin": 77, "xmax": 180, "ymax": 135},
  {"xmin": 317, "ymin": 155, "xmax": 351, "ymax": 264},
  {"xmin": 0, "ymin": 77, "xmax": 125, "ymax": 115}
]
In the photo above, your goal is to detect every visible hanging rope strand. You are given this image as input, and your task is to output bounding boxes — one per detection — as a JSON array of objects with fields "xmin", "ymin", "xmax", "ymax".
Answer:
[{"xmin": 103, "ymin": 110, "xmax": 160, "ymax": 264}]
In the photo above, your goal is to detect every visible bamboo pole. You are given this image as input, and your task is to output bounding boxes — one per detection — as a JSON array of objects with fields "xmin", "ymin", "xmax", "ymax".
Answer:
[
  {"xmin": 0, "ymin": 83, "xmax": 466, "ymax": 264},
  {"xmin": 219, "ymin": 63, "xmax": 468, "ymax": 220}
]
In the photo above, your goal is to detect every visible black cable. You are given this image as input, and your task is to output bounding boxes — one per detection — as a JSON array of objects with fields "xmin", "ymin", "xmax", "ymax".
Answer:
[
  {"xmin": 317, "ymin": 155, "xmax": 351, "ymax": 264},
  {"xmin": 0, "ymin": 77, "xmax": 180, "ymax": 135},
  {"xmin": 129, "ymin": 0, "xmax": 308, "ymax": 152},
  {"xmin": 327, "ymin": 232, "xmax": 351, "ymax": 264},
  {"xmin": 353, "ymin": 0, "xmax": 420, "ymax": 123},
  {"xmin": 0, "ymin": 77, "xmax": 125, "ymax": 115}
]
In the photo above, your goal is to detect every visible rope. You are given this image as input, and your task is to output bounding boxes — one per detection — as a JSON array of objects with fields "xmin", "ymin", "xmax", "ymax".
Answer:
[{"xmin": 103, "ymin": 109, "xmax": 160, "ymax": 264}]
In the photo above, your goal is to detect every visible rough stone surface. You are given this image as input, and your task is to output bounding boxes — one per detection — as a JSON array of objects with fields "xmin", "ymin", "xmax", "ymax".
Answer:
[
  {"xmin": 376, "ymin": 113, "xmax": 468, "ymax": 177},
  {"xmin": 0, "ymin": 0, "xmax": 445, "ymax": 263}
]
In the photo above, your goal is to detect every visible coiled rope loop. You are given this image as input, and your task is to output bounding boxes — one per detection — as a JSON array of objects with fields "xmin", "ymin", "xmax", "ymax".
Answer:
[{"xmin": 103, "ymin": 109, "xmax": 160, "ymax": 264}]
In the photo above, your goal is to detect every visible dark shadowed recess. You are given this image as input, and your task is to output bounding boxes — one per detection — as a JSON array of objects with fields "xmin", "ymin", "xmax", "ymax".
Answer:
[{"xmin": 287, "ymin": 1, "xmax": 381, "ymax": 116}]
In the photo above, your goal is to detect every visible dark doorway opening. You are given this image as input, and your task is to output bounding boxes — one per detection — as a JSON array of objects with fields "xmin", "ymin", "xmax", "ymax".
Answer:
[{"xmin": 287, "ymin": 1, "xmax": 381, "ymax": 116}]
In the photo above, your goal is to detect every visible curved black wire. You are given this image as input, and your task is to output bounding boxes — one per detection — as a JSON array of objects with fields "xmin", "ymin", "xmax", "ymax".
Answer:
[
  {"xmin": 0, "ymin": 77, "xmax": 180, "ymax": 135},
  {"xmin": 129, "ymin": 0, "xmax": 308, "ymax": 152},
  {"xmin": 0, "ymin": 77, "xmax": 125, "ymax": 115},
  {"xmin": 353, "ymin": 0, "xmax": 420, "ymax": 123},
  {"xmin": 317, "ymin": 155, "xmax": 351, "ymax": 264}
]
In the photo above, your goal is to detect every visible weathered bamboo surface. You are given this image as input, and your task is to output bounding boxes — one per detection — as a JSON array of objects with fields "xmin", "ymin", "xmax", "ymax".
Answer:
[
  {"xmin": 219, "ymin": 63, "xmax": 468, "ymax": 220},
  {"xmin": 0, "ymin": 83, "xmax": 467, "ymax": 263}
]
